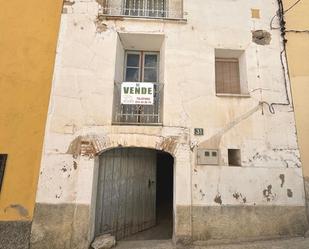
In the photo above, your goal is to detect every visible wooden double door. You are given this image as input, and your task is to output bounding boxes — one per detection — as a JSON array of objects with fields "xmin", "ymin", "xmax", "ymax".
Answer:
[{"xmin": 95, "ymin": 148, "xmax": 157, "ymax": 240}]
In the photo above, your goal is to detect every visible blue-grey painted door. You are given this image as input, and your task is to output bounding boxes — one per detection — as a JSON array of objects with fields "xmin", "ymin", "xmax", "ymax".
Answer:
[{"xmin": 95, "ymin": 148, "xmax": 157, "ymax": 240}]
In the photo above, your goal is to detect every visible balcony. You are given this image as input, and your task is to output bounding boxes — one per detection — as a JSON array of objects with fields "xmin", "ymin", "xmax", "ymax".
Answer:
[
  {"xmin": 100, "ymin": 0, "xmax": 183, "ymax": 20},
  {"xmin": 112, "ymin": 82, "xmax": 163, "ymax": 125}
]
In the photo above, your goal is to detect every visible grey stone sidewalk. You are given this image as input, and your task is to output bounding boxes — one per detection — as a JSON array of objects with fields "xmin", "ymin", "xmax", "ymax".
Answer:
[{"xmin": 114, "ymin": 237, "xmax": 309, "ymax": 249}]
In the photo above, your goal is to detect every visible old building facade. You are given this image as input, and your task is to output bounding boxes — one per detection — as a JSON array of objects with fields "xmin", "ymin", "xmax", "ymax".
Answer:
[
  {"xmin": 30, "ymin": 0, "xmax": 309, "ymax": 248},
  {"xmin": 0, "ymin": 1, "xmax": 63, "ymax": 249}
]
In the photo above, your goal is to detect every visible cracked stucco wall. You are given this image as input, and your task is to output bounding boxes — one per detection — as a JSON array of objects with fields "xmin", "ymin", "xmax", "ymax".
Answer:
[{"xmin": 32, "ymin": 0, "xmax": 308, "ymax": 246}]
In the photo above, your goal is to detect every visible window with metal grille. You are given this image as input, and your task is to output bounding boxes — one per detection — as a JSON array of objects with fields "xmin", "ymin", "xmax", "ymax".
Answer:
[
  {"xmin": 113, "ymin": 51, "xmax": 163, "ymax": 125},
  {"xmin": 215, "ymin": 58, "xmax": 241, "ymax": 94},
  {"xmin": 124, "ymin": 0, "xmax": 166, "ymax": 17},
  {"xmin": 0, "ymin": 154, "xmax": 7, "ymax": 192}
]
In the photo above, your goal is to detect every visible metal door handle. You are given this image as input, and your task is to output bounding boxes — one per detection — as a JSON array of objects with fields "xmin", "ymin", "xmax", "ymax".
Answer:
[{"xmin": 148, "ymin": 179, "xmax": 155, "ymax": 188}]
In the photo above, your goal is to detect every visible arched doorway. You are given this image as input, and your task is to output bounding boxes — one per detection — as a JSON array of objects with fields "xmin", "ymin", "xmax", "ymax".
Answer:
[{"xmin": 95, "ymin": 147, "xmax": 174, "ymax": 241}]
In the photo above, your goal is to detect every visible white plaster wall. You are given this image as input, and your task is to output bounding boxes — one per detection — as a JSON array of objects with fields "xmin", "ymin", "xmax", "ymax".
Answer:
[
  {"xmin": 36, "ymin": 0, "xmax": 305, "ymax": 213},
  {"xmin": 193, "ymin": 167, "xmax": 305, "ymax": 206}
]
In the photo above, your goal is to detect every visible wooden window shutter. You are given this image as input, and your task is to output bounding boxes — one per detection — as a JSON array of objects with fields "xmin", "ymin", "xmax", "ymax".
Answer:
[{"xmin": 215, "ymin": 58, "xmax": 241, "ymax": 94}]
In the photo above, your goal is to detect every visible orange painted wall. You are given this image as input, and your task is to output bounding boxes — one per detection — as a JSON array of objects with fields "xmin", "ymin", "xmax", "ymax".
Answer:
[
  {"xmin": 0, "ymin": 0, "xmax": 63, "ymax": 220},
  {"xmin": 284, "ymin": 0, "xmax": 309, "ymax": 178}
]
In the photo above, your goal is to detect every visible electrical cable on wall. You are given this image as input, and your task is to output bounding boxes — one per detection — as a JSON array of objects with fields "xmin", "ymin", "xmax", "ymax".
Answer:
[
  {"xmin": 270, "ymin": 0, "xmax": 302, "ymax": 30},
  {"xmin": 284, "ymin": 0, "xmax": 301, "ymax": 13},
  {"xmin": 274, "ymin": 0, "xmax": 309, "ymax": 33},
  {"xmin": 262, "ymin": 0, "xmax": 300, "ymax": 114},
  {"xmin": 286, "ymin": 29, "xmax": 309, "ymax": 33},
  {"xmin": 283, "ymin": 0, "xmax": 309, "ymax": 33}
]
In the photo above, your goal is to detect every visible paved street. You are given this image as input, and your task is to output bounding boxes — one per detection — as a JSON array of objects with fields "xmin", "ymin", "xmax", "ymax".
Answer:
[{"xmin": 115, "ymin": 237, "xmax": 309, "ymax": 249}]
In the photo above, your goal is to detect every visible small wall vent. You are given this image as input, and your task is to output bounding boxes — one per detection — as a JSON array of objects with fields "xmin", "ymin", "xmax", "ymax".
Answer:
[{"xmin": 228, "ymin": 149, "xmax": 241, "ymax": 167}]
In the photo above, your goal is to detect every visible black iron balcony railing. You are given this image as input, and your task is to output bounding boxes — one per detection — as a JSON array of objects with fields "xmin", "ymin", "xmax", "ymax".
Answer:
[
  {"xmin": 101, "ymin": 0, "xmax": 183, "ymax": 19},
  {"xmin": 112, "ymin": 82, "xmax": 163, "ymax": 125}
]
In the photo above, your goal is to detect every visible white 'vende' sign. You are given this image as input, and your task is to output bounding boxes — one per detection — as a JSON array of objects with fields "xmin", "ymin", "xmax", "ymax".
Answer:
[{"xmin": 121, "ymin": 82, "xmax": 154, "ymax": 105}]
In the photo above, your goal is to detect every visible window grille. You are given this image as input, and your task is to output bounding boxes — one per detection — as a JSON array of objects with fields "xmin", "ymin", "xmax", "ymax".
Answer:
[
  {"xmin": 124, "ymin": 0, "xmax": 166, "ymax": 17},
  {"xmin": 113, "ymin": 82, "xmax": 163, "ymax": 124},
  {"xmin": 113, "ymin": 51, "xmax": 163, "ymax": 125},
  {"xmin": 102, "ymin": 0, "xmax": 183, "ymax": 19}
]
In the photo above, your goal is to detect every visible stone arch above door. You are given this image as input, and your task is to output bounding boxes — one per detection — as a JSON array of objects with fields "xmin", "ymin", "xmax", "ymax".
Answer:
[{"xmin": 66, "ymin": 133, "xmax": 182, "ymax": 159}]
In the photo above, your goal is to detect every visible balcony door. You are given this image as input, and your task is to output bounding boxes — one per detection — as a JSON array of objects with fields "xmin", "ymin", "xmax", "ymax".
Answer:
[
  {"xmin": 125, "ymin": 51, "xmax": 159, "ymax": 83},
  {"xmin": 113, "ymin": 51, "xmax": 161, "ymax": 125}
]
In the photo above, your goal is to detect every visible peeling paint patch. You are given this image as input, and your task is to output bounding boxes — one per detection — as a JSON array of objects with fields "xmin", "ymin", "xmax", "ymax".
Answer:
[
  {"xmin": 248, "ymin": 149, "xmax": 301, "ymax": 168},
  {"xmin": 214, "ymin": 194, "xmax": 222, "ymax": 205},
  {"xmin": 5, "ymin": 204, "xmax": 29, "ymax": 218},
  {"xmin": 96, "ymin": 0, "xmax": 107, "ymax": 8},
  {"xmin": 63, "ymin": 0, "xmax": 75, "ymax": 6},
  {"xmin": 252, "ymin": 30, "xmax": 271, "ymax": 45},
  {"xmin": 232, "ymin": 192, "xmax": 247, "ymax": 204},
  {"xmin": 287, "ymin": 189, "xmax": 293, "ymax": 198},
  {"xmin": 263, "ymin": 185, "xmax": 276, "ymax": 202},
  {"xmin": 233, "ymin": 192, "xmax": 240, "ymax": 200},
  {"xmin": 61, "ymin": 167, "xmax": 67, "ymax": 172},
  {"xmin": 82, "ymin": 140, "xmax": 97, "ymax": 156},
  {"xmin": 67, "ymin": 135, "xmax": 110, "ymax": 158},
  {"xmin": 279, "ymin": 174, "xmax": 285, "ymax": 188},
  {"xmin": 62, "ymin": 0, "xmax": 75, "ymax": 14},
  {"xmin": 95, "ymin": 15, "xmax": 108, "ymax": 33},
  {"xmin": 199, "ymin": 189, "xmax": 206, "ymax": 200},
  {"xmin": 248, "ymin": 152, "xmax": 272, "ymax": 163},
  {"xmin": 156, "ymin": 137, "xmax": 178, "ymax": 154}
]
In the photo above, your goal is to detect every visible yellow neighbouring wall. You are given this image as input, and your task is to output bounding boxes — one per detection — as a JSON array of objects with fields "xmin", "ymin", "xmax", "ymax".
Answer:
[
  {"xmin": 284, "ymin": 0, "xmax": 309, "ymax": 178},
  {"xmin": 0, "ymin": 0, "xmax": 63, "ymax": 220}
]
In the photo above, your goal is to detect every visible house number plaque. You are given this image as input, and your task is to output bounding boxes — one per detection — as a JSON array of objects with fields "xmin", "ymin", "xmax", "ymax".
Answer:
[{"xmin": 194, "ymin": 128, "xmax": 204, "ymax": 136}]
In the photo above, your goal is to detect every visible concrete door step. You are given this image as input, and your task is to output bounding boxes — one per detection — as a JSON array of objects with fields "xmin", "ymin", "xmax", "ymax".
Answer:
[
  {"xmin": 114, "ymin": 240, "xmax": 174, "ymax": 249},
  {"xmin": 113, "ymin": 237, "xmax": 309, "ymax": 249}
]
